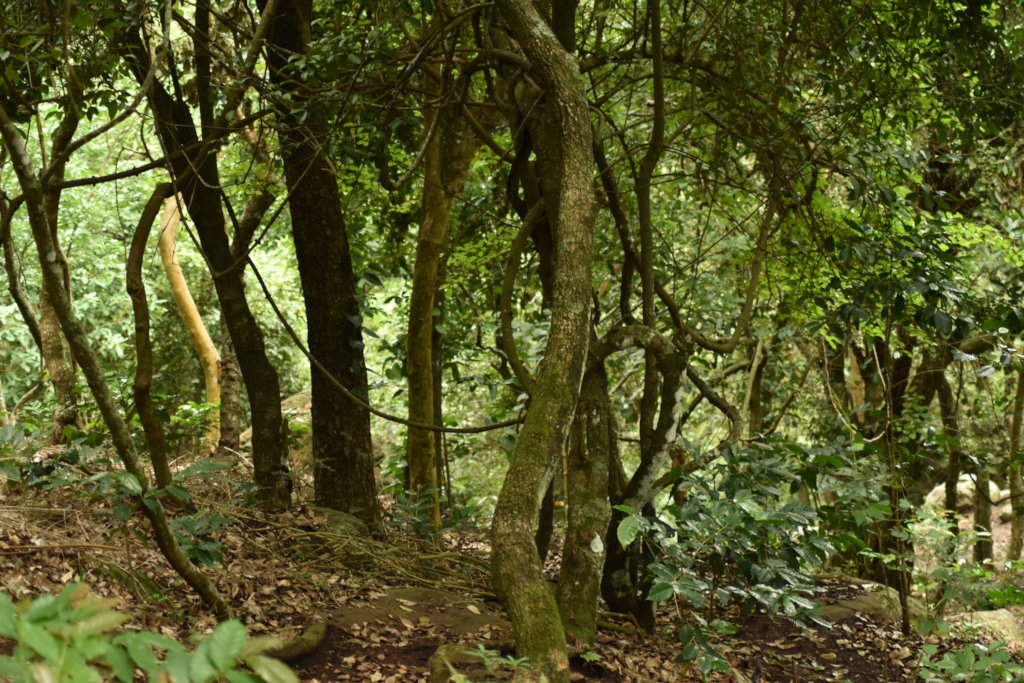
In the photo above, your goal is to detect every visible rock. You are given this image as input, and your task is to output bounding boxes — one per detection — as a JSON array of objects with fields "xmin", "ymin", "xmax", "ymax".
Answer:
[
  {"xmin": 949, "ymin": 609, "xmax": 1024, "ymax": 648},
  {"xmin": 922, "ymin": 474, "xmax": 1001, "ymax": 514},
  {"xmin": 316, "ymin": 507, "xmax": 370, "ymax": 537},
  {"xmin": 817, "ymin": 583, "xmax": 926, "ymax": 624}
]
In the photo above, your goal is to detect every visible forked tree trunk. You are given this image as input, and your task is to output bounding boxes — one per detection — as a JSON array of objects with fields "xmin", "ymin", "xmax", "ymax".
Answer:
[
  {"xmin": 488, "ymin": 0, "xmax": 595, "ymax": 678},
  {"xmin": 122, "ymin": 29, "xmax": 291, "ymax": 509}
]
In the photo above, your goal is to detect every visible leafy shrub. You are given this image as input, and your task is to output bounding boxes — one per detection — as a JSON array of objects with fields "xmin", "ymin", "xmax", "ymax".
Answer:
[
  {"xmin": 919, "ymin": 641, "xmax": 1024, "ymax": 683},
  {"xmin": 0, "ymin": 583, "xmax": 297, "ymax": 682},
  {"xmin": 619, "ymin": 445, "xmax": 833, "ymax": 619},
  {"xmin": 170, "ymin": 510, "xmax": 237, "ymax": 567},
  {"xmin": 617, "ymin": 443, "xmax": 835, "ymax": 678}
]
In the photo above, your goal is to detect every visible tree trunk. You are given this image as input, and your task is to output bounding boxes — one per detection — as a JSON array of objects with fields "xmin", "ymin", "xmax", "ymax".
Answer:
[
  {"xmin": 1, "ymin": 192, "xmax": 44, "ymax": 359},
  {"xmin": 557, "ymin": 360, "xmax": 613, "ymax": 645},
  {"xmin": 122, "ymin": 30, "xmax": 291, "ymax": 509},
  {"xmin": 0, "ymin": 374, "xmax": 8, "ymax": 426},
  {"xmin": 128, "ymin": 185, "xmax": 175, "ymax": 488},
  {"xmin": 406, "ymin": 74, "xmax": 451, "ymax": 527},
  {"xmin": 1008, "ymin": 366, "xmax": 1024, "ymax": 561},
  {"xmin": 973, "ymin": 468, "xmax": 993, "ymax": 563},
  {"xmin": 488, "ymin": 0, "xmax": 595, "ymax": 678},
  {"xmin": 216, "ymin": 322, "xmax": 243, "ymax": 458},
  {"xmin": 38, "ymin": 287, "xmax": 79, "ymax": 440},
  {"xmin": 262, "ymin": 0, "xmax": 380, "ymax": 525},
  {"xmin": 404, "ymin": 35, "xmax": 487, "ymax": 527},
  {"xmin": 157, "ymin": 195, "xmax": 221, "ymax": 455}
]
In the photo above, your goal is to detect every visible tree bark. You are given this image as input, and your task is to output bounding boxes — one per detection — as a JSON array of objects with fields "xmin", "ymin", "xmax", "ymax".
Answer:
[
  {"xmin": 128, "ymin": 185, "xmax": 175, "ymax": 488},
  {"xmin": 406, "ymin": 42, "xmax": 487, "ymax": 527},
  {"xmin": 157, "ymin": 195, "xmax": 221, "ymax": 455},
  {"xmin": 216, "ymin": 321, "xmax": 243, "ymax": 458},
  {"xmin": 1008, "ymin": 367, "xmax": 1024, "ymax": 561},
  {"xmin": 557, "ymin": 360, "xmax": 613, "ymax": 645},
  {"xmin": 488, "ymin": 0, "xmax": 595, "ymax": 678},
  {"xmin": 261, "ymin": 0, "xmax": 380, "ymax": 525},
  {"xmin": 1, "ymin": 192, "xmax": 43, "ymax": 357}
]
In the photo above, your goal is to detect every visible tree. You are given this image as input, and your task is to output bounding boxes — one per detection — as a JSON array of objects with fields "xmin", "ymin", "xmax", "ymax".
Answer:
[
  {"xmin": 118, "ymin": 2, "xmax": 292, "ymax": 508},
  {"xmin": 260, "ymin": 0, "xmax": 381, "ymax": 526},
  {"xmin": 487, "ymin": 0, "xmax": 596, "ymax": 678}
]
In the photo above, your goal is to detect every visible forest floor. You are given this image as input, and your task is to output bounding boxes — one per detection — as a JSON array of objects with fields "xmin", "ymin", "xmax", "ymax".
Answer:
[{"xmin": 0, "ymin": 455, "xmax": 1021, "ymax": 682}]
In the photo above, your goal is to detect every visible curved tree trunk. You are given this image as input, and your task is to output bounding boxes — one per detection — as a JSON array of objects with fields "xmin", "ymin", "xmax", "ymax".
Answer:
[
  {"xmin": 157, "ymin": 195, "xmax": 221, "ymax": 455},
  {"xmin": 1, "ymin": 192, "xmax": 43, "ymax": 358},
  {"xmin": 128, "ymin": 185, "xmax": 175, "ymax": 488},
  {"xmin": 122, "ymin": 25, "xmax": 291, "ymax": 509},
  {"xmin": 488, "ymin": 0, "xmax": 595, "ymax": 678}
]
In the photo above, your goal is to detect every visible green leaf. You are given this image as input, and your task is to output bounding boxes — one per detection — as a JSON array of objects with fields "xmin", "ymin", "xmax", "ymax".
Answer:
[
  {"xmin": 189, "ymin": 644, "xmax": 219, "ymax": 682},
  {"xmin": 647, "ymin": 582, "xmax": 675, "ymax": 602},
  {"xmin": 203, "ymin": 619, "xmax": 247, "ymax": 671},
  {"xmin": 114, "ymin": 471, "xmax": 143, "ymax": 495},
  {"xmin": 17, "ymin": 620, "xmax": 62, "ymax": 662},
  {"xmin": 245, "ymin": 654, "xmax": 300, "ymax": 683},
  {"xmin": 616, "ymin": 516, "xmax": 641, "ymax": 548},
  {"xmin": 105, "ymin": 647, "xmax": 135, "ymax": 683},
  {"xmin": 0, "ymin": 593, "xmax": 15, "ymax": 636},
  {"xmin": 165, "ymin": 649, "xmax": 192, "ymax": 682},
  {"xmin": 0, "ymin": 656, "xmax": 20, "ymax": 675},
  {"xmin": 123, "ymin": 637, "xmax": 160, "ymax": 671},
  {"xmin": 111, "ymin": 502, "xmax": 133, "ymax": 521},
  {"xmin": 70, "ymin": 609, "xmax": 131, "ymax": 636},
  {"xmin": 165, "ymin": 485, "xmax": 191, "ymax": 502},
  {"xmin": 737, "ymin": 499, "xmax": 767, "ymax": 521},
  {"xmin": 174, "ymin": 458, "xmax": 230, "ymax": 483}
]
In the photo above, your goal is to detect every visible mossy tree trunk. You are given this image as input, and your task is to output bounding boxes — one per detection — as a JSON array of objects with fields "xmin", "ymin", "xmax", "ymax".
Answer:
[
  {"xmin": 405, "ymin": 35, "xmax": 488, "ymax": 527},
  {"xmin": 488, "ymin": 0, "xmax": 595, "ymax": 678},
  {"xmin": 37, "ymin": 110, "xmax": 81, "ymax": 443},
  {"xmin": 556, "ymin": 360, "xmax": 613, "ymax": 645}
]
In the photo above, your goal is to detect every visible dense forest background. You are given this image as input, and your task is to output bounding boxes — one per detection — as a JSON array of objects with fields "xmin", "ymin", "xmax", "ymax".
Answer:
[{"xmin": 1, "ymin": 0, "xmax": 1024, "ymax": 681}]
